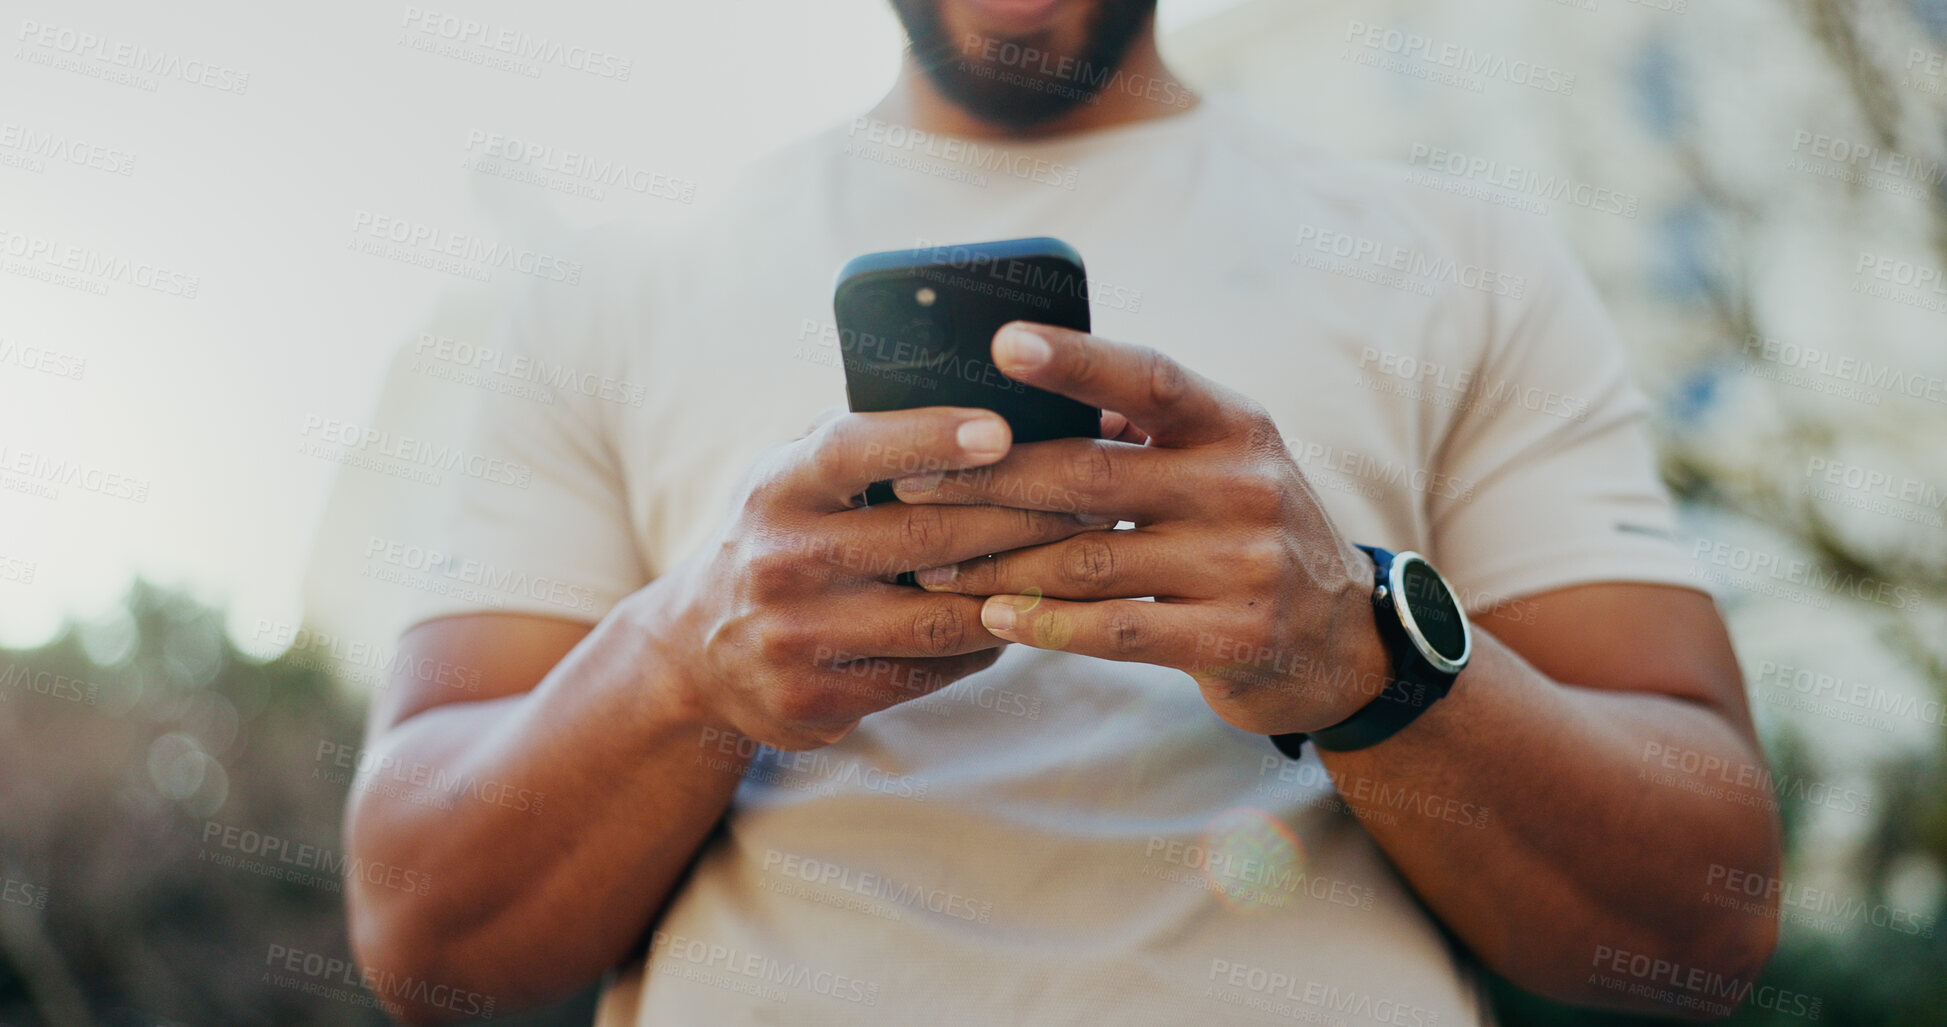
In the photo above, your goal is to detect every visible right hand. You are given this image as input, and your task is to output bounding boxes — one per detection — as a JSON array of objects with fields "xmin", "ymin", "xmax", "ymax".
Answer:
[{"xmin": 650, "ymin": 406, "xmax": 1109, "ymax": 751}]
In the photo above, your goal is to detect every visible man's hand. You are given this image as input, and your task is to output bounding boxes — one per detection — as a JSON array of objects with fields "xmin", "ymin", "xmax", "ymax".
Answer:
[
  {"xmin": 893, "ymin": 322, "xmax": 1387, "ymax": 736},
  {"xmin": 662, "ymin": 403, "xmax": 1111, "ymax": 751},
  {"xmin": 345, "ymin": 405, "xmax": 1119, "ymax": 1018},
  {"xmin": 897, "ymin": 323, "xmax": 1784, "ymax": 1012}
]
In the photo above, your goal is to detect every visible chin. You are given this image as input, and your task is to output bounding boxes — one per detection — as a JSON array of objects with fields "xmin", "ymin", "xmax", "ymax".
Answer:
[
  {"xmin": 942, "ymin": 0, "xmax": 1092, "ymax": 42},
  {"xmin": 892, "ymin": 0, "xmax": 1156, "ymax": 130}
]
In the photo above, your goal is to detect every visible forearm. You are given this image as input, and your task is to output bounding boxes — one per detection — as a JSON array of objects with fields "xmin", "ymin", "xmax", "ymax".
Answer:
[
  {"xmin": 1320, "ymin": 632, "xmax": 1781, "ymax": 1014},
  {"xmin": 344, "ymin": 584, "xmax": 747, "ymax": 1019}
]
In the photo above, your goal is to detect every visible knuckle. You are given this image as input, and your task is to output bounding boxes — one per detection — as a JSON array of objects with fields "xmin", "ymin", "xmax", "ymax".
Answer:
[
  {"xmin": 901, "ymin": 502, "xmax": 953, "ymax": 555},
  {"xmin": 755, "ymin": 622, "xmax": 810, "ymax": 665},
  {"xmin": 1062, "ymin": 533, "xmax": 1119, "ymax": 589},
  {"xmin": 1022, "ymin": 507, "xmax": 1078, "ymax": 543},
  {"xmin": 797, "ymin": 405, "xmax": 844, "ymax": 438},
  {"xmin": 1062, "ymin": 444, "xmax": 1117, "ymax": 492},
  {"xmin": 739, "ymin": 455, "xmax": 792, "ymax": 516},
  {"xmin": 1103, "ymin": 608, "xmax": 1149, "ymax": 655},
  {"xmin": 1233, "ymin": 536, "xmax": 1291, "ymax": 584},
  {"xmin": 1145, "ymin": 349, "xmax": 1190, "ymax": 409},
  {"xmin": 912, "ymin": 602, "xmax": 969, "ymax": 655},
  {"xmin": 1232, "ymin": 468, "xmax": 1290, "ymax": 521},
  {"xmin": 744, "ymin": 542, "xmax": 807, "ymax": 598},
  {"xmin": 1243, "ymin": 407, "xmax": 1280, "ymax": 444},
  {"xmin": 1235, "ymin": 397, "xmax": 1274, "ymax": 428},
  {"xmin": 805, "ymin": 419, "xmax": 855, "ymax": 483}
]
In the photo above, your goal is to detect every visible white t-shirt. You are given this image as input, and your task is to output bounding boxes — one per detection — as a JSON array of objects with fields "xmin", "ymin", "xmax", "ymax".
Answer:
[{"xmin": 409, "ymin": 100, "xmax": 1694, "ymax": 1025}]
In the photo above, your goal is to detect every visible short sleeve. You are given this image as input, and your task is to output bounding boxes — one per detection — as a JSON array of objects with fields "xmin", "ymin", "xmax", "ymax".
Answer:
[
  {"xmin": 401, "ymin": 234, "xmax": 654, "ymax": 630},
  {"xmin": 1426, "ymin": 208, "xmax": 1694, "ymax": 610}
]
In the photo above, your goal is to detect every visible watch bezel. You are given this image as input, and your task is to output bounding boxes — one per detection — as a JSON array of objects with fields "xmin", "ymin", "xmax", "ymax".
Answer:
[{"xmin": 1382, "ymin": 550, "xmax": 1472, "ymax": 677}]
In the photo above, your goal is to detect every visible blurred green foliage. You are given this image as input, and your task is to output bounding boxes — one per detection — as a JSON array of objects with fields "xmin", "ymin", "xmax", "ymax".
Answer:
[{"xmin": 0, "ymin": 583, "xmax": 592, "ymax": 1027}]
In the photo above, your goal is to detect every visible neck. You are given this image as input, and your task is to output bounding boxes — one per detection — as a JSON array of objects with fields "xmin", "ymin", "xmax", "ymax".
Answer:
[{"xmin": 867, "ymin": 19, "xmax": 1196, "ymax": 140}]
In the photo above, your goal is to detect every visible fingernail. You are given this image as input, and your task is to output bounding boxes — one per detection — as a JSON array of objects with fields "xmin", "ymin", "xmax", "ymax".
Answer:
[
  {"xmin": 957, "ymin": 416, "xmax": 1008, "ymax": 456},
  {"xmin": 1074, "ymin": 512, "xmax": 1115, "ymax": 526},
  {"xmin": 915, "ymin": 565, "xmax": 957, "ymax": 589},
  {"xmin": 981, "ymin": 597, "xmax": 1018, "ymax": 633},
  {"xmin": 894, "ymin": 471, "xmax": 943, "ymax": 496},
  {"xmin": 996, "ymin": 325, "xmax": 1050, "ymax": 372}
]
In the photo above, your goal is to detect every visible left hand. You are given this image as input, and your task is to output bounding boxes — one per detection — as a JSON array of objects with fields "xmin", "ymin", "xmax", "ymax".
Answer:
[{"xmin": 891, "ymin": 321, "xmax": 1391, "ymax": 736}]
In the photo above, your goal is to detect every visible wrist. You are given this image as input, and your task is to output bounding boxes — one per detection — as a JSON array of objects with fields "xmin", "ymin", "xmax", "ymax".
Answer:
[
  {"xmin": 1318, "ymin": 543, "xmax": 1393, "ymax": 726},
  {"xmin": 1278, "ymin": 545, "xmax": 1474, "ymax": 755},
  {"xmin": 616, "ymin": 556, "xmax": 738, "ymax": 741}
]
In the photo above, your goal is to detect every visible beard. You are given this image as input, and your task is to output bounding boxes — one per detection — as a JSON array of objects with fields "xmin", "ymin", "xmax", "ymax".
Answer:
[{"xmin": 888, "ymin": 0, "xmax": 1160, "ymax": 130}]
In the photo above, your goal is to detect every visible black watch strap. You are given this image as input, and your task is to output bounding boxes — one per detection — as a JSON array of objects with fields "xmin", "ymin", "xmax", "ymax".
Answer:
[{"xmin": 1271, "ymin": 546, "xmax": 1463, "ymax": 757}]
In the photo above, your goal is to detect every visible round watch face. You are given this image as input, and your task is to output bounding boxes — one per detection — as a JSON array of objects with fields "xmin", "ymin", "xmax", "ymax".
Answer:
[{"xmin": 1399, "ymin": 556, "xmax": 1468, "ymax": 665}]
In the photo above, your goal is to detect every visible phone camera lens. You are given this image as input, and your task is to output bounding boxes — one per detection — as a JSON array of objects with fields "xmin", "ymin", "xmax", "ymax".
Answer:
[{"xmin": 901, "ymin": 317, "xmax": 938, "ymax": 350}]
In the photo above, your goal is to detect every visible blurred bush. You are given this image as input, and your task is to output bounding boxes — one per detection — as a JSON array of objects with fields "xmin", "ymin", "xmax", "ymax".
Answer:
[{"xmin": 0, "ymin": 583, "xmax": 592, "ymax": 1027}]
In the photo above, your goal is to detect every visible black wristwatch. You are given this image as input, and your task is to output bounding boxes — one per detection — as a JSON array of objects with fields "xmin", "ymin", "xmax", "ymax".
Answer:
[{"xmin": 1272, "ymin": 546, "xmax": 1472, "ymax": 757}]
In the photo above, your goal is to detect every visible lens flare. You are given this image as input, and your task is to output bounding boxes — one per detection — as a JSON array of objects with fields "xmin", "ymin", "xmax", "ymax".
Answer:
[{"xmin": 1200, "ymin": 806, "xmax": 1305, "ymax": 913}]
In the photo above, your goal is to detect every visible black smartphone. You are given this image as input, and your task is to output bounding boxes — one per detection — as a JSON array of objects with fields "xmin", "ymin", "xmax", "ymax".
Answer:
[{"xmin": 833, "ymin": 236, "xmax": 1098, "ymax": 507}]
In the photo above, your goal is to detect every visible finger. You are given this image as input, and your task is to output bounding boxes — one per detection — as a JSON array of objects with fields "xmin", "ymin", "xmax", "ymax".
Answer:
[
  {"xmin": 976, "ymin": 593, "xmax": 1225, "ymax": 668},
  {"xmin": 890, "ymin": 437, "xmax": 1192, "ymax": 522},
  {"xmin": 823, "ymin": 501, "xmax": 1114, "ymax": 581},
  {"xmin": 991, "ymin": 322, "xmax": 1244, "ymax": 447},
  {"xmin": 822, "ymin": 589, "xmax": 1002, "ymax": 659},
  {"xmin": 915, "ymin": 528, "xmax": 1221, "ymax": 601},
  {"xmin": 797, "ymin": 407, "xmax": 1012, "ymax": 509},
  {"xmin": 1099, "ymin": 409, "xmax": 1150, "ymax": 445}
]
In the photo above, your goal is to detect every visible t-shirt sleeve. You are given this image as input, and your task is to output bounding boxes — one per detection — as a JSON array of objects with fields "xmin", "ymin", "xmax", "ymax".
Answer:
[
  {"xmin": 400, "ymin": 244, "xmax": 654, "ymax": 630},
  {"xmin": 1426, "ymin": 207, "xmax": 1695, "ymax": 611}
]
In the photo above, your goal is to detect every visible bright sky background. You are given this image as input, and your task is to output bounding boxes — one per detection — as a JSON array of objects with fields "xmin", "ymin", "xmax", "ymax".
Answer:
[{"xmin": 0, "ymin": 0, "xmax": 1250, "ymax": 651}]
